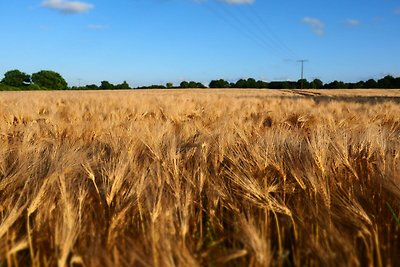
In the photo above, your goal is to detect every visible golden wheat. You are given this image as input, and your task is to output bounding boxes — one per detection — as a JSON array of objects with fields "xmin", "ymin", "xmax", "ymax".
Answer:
[{"xmin": 0, "ymin": 89, "xmax": 399, "ymax": 266}]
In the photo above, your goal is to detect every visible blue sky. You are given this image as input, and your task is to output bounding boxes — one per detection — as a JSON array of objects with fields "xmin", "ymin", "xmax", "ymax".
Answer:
[{"xmin": 0, "ymin": 0, "xmax": 399, "ymax": 87}]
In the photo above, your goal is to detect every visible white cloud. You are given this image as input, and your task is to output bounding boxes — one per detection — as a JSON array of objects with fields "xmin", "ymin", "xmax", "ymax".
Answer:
[
  {"xmin": 220, "ymin": 0, "xmax": 255, "ymax": 4},
  {"xmin": 42, "ymin": 0, "xmax": 94, "ymax": 14},
  {"xmin": 345, "ymin": 19, "xmax": 360, "ymax": 26},
  {"xmin": 302, "ymin": 17, "xmax": 325, "ymax": 36}
]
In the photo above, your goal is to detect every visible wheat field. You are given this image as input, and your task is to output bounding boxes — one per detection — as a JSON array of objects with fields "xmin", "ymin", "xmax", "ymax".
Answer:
[{"xmin": 0, "ymin": 89, "xmax": 399, "ymax": 267}]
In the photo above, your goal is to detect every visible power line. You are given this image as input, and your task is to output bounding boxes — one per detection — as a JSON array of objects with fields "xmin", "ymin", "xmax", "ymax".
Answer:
[
  {"xmin": 247, "ymin": 4, "xmax": 297, "ymax": 58},
  {"xmin": 202, "ymin": 1, "xmax": 290, "ymax": 58},
  {"xmin": 205, "ymin": 4, "xmax": 271, "ymax": 50},
  {"xmin": 162, "ymin": 0, "xmax": 298, "ymax": 60},
  {"xmin": 200, "ymin": 1, "xmax": 304, "ymax": 80},
  {"xmin": 239, "ymin": 5, "xmax": 291, "ymax": 57},
  {"xmin": 217, "ymin": 3, "xmax": 283, "ymax": 56}
]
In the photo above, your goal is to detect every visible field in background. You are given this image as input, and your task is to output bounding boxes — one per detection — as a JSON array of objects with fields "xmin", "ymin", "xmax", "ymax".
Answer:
[
  {"xmin": 0, "ymin": 89, "xmax": 399, "ymax": 266},
  {"xmin": 2, "ymin": 88, "xmax": 400, "ymax": 97}
]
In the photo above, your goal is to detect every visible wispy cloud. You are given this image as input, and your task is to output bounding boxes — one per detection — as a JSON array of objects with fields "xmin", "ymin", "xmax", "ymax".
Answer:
[
  {"xmin": 395, "ymin": 7, "xmax": 400, "ymax": 15},
  {"xmin": 87, "ymin": 24, "xmax": 109, "ymax": 30},
  {"xmin": 302, "ymin": 17, "xmax": 325, "ymax": 36},
  {"xmin": 345, "ymin": 19, "xmax": 360, "ymax": 27},
  {"xmin": 42, "ymin": 0, "xmax": 94, "ymax": 14},
  {"xmin": 221, "ymin": 0, "xmax": 255, "ymax": 4},
  {"xmin": 38, "ymin": 24, "xmax": 51, "ymax": 31}
]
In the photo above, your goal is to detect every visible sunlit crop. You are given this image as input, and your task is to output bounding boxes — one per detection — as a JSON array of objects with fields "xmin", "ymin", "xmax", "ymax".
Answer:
[{"xmin": 0, "ymin": 89, "xmax": 399, "ymax": 266}]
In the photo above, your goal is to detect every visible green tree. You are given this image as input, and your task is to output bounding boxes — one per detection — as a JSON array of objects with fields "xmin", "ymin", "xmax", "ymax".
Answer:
[
  {"xmin": 233, "ymin": 78, "xmax": 261, "ymax": 88},
  {"xmin": 256, "ymin": 80, "xmax": 268, "ymax": 88},
  {"xmin": 166, "ymin": 82, "xmax": 173, "ymax": 89},
  {"xmin": 395, "ymin": 77, "xmax": 400, "ymax": 88},
  {"xmin": 196, "ymin": 82, "xmax": 206, "ymax": 88},
  {"xmin": 180, "ymin": 81, "xmax": 189, "ymax": 88},
  {"xmin": 345, "ymin": 81, "xmax": 363, "ymax": 89},
  {"xmin": 86, "ymin": 84, "xmax": 99, "ymax": 90},
  {"xmin": 268, "ymin": 81, "xmax": 296, "ymax": 89},
  {"xmin": 137, "ymin": 84, "xmax": 165, "ymax": 89},
  {"xmin": 297, "ymin": 79, "xmax": 310, "ymax": 89},
  {"xmin": 324, "ymin": 80, "xmax": 346, "ymax": 89},
  {"xmin": 116, "ymin": 81, "xmax": 130, "ymax": 89},
  {"xmin": 100, "ymin": 81, "xmax": 114, "ymax": 90},
  {"xmin": 234, "ymin": 79, "xmax": 246, "ymax": 88},
  {"xmin": 246, "ymin": 78, "xmax": 258, "ymax": 88},
  {"xmin": 378, "ymin": 75, "xmax": 396, "ymax": 89},
  {"xmin": 188, "ymin": 81, "xmax": 197, "ymax": 88},
  {"xmin": 364, "ymin": 79, "xmax": 378, "ymax": 88},
  {"xmin": 1, "ymin": 69, "xmax": 31, "ymax": 87},
  {"xmin": 310, "ymin": 78, "xmax": 323, "ymax": 89},
  {"xmin": 31, "ymin": 70, "xmax": 68, "ymax": 90},
  {"xmin": 209, "ymin": 79, "xmax": 229, "ymax": 88}
]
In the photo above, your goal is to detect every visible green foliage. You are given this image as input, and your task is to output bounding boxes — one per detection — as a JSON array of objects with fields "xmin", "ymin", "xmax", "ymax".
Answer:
[
  {"xmin": 245, "ymin": 78, "xmax": 257, "ymax": 88},
  {"xmin": 234, "ymin": 79, "xmax": 246, "ymax": 88},
  {"xmin": 1, "ymin": 69, "xmax": 31, "ymax": 87},
  {"xmin": 346, "ymin": 81, "xmax": 365, "ymax": 89},
  {"xmin": 115, "ymin": 81, "xmax": 130, "ymax": 89},
  {"xmin": 0, "ymin": 82, "xmax": 43, "ymax": 91},
  {"xmin": 31, "ymin": 70, "xmax": 68, "ymax": 90},
  {"xmin": 1, "ymin": 68, "xmax": 400, "ymax": 91},
  {"xmin": 231, "ymin": 78, "xmax": 268, "ymax": 88},
  {"xmin": 364, "ymin": 79, "xmax": 378, "ymax": 88},
  {"xmin": 268, "ymin": 81, "xmax": 296, "ymax": 89},
  {"xmin": 297, "ymin": 79, "xmax": 310, "ymax": 89},
  {"xmin": 86, "ymin": 84, "xmax": 100, "ymax": 90},
  {"xmin": 209, "ymin": 79, "xmax": 229, "ymax": 88},
  {"xmin": 310, "ymin": 78, "xmax": 324, "ymax": 89},
  {"xmin": 0, "ymin": 83, "xmax": 19, "ymax": 91},
  {"xmin": 378, "ymin": 75, "xmax": 396, "ymax": 89},
  {"xmin": 180, "ymin": 81, "xmax": 189, "ymax": 88},
  {"xmin": 324, "ymin": 80, "xmax": 346, "ymax": 89},
  {"xmin": 189, "ymin": 81, "xmax": 206, "ymax": 88},
  {"xmin": 256, "ymin": 80, "xmax": 269, "ymax": 88},
  {"xmin": 78, "ymin": 82, "xmax": 130, "ymax": 90},
  {"xmin": 137, "ymin": 85, "xmax": 166, "ymax": 89},
  {"xmin": 196, "ymin": 82, "xmax": 206, "ymax": 88},
  {"xmin": 180, "ymin": 81, "xmax": 206, "ymax": 88},
  {"xmin": 100, "ymin": 81, "xmax": 114, "ymax": 90},
  {"xmin": 27, "ymin": 84, "xmax": 41, "ymax": 90}
]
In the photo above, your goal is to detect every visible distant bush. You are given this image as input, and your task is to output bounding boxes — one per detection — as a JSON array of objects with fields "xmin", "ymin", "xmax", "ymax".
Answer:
[
  {"xmin": 31, "ymin": 70, "xmax": 68, "ymax": 90},
  {"xmin": 209, "ymin": 79, "xmax": 230, "ymax": 88},
  {"xmin": 179, "ymin": 81, "xmax": 206, "ymax": 89},
  {"xmin": 137, "ymin": 85, "xmax": 166, "ymax": 89},
  {"xmin": 27, "ymin": 84, "xmax": 41, "ymax": 90},
  {"xmin": 1, "ymin": 69, "xmax": 31, "ymax": 87},
  {"xmin": 0, "ymin": 83, "xmax": 19, "ymax": 91}
]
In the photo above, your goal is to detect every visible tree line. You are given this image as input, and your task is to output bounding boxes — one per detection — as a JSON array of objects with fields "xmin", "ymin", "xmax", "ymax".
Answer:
[
  {"xmin": 0, "ymin": 70, "xmax": 68, "ymax": 90},
  {"xmin": 0, "ymin": 69, "xmax": 131, "ymax": 91},
  {"xmin": 208, "ymin": 77, "xmax": 400, "ymax": 89},
  {"xmin": 1, "ymin": 69, "xmax": 400, "ymax": 91}
]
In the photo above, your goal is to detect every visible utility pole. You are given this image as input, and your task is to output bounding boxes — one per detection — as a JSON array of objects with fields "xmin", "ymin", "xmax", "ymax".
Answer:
[
  {"xmin": 77, "ymin": 78, "xmax": 82, "ymax": 88},
  {"xmin": 297, "ymin": 59, "xmax": 308, "ymax": 89}
]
